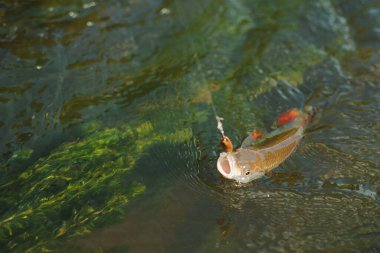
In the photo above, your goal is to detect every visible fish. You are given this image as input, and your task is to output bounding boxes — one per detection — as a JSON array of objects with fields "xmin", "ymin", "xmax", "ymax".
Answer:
[{"xmin": 217, "ymin": 106, "xmax": 316, "ymax": 183}]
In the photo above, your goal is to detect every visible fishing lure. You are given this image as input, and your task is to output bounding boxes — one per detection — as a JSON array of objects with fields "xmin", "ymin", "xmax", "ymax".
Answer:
[{"xmin": 217, "ymin": 106, "xmax": 315, "ymax": 183}]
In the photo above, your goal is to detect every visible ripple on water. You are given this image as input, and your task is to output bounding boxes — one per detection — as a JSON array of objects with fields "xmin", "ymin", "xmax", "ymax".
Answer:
[{"xmin": 208, "ymin": 189, "xmax": 380, "ymax": 252}]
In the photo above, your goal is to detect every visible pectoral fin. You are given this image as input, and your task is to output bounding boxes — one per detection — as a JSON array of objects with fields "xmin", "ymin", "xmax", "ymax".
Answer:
[{"xmin": 241, "ymin": 130, "xmax": 264, "ymax": 148}]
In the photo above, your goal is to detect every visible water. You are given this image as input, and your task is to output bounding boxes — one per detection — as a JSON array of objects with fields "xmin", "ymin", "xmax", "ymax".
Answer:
[{"xmin": 0, "ymin": 0, "xmax": 380, "ymax": 252}]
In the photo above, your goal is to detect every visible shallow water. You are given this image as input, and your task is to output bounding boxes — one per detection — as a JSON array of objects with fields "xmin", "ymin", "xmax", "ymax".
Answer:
[{"xmin": 1, "ymin": 0, "xmax": 380, "ymax": 252}]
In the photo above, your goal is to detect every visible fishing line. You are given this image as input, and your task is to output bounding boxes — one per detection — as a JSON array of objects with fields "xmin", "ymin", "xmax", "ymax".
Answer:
[
  {"xmin": 173, "ymin": 1, "xmax": 226, "ymax": 138},
  {"xmin": 191, "ymin": 42, "xmax": 226, "ymax": 138}
]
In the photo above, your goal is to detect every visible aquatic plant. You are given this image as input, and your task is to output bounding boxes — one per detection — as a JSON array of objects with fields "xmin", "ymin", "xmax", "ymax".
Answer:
[{"xmin": 0, "ymin": 122, "xmax": 192, "ymax": 252}]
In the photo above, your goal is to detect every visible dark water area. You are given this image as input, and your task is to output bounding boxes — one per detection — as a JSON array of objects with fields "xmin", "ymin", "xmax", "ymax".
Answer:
[{"xmin": 0, "ymin": 0, "xmax": 380, "ymax": 252}]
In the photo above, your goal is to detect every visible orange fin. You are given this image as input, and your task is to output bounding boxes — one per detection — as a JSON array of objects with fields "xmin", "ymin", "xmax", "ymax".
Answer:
[
  {"xmin": 250, "ymin": 130, "xmax": 263, "ymax": 140},
  {"xmin": 276, "ymin": 109, "xmax": 299, "ymax": 127}
]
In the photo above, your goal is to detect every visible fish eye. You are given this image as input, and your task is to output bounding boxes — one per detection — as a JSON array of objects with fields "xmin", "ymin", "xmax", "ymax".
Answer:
[{"xmin": 245, "ymin": 171, "xmax": 250, "ymax": 175}]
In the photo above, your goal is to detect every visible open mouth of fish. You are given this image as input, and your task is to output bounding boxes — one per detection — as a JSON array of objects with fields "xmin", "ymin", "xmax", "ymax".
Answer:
[
  {"xmin": 217, "ymin": 153, "xmax": 232, "ymax": 177},
  {"xmin": 217, "ymin": 152, "xmax": 264, "ymax": 183}
]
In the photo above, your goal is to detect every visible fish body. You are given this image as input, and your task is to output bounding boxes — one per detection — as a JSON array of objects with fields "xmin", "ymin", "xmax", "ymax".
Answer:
[{"xmin": 217, "ymin": 106, "xmax": 315, "ymax": 183}]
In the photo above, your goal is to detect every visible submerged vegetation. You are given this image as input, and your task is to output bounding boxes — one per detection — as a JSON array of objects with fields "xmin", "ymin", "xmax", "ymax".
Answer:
[
  {"xmin": 0, "ymin": 0, "xmax": 379, "ymax": 252},
  {"xmin": 0, "ymin": 120, "xmax": 192, "ymax": 252}
]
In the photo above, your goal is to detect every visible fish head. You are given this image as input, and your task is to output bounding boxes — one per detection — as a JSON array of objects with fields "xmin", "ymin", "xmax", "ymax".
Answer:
[{"xmin": 217, "ymin": 149, "xmax": 264, "ymax": 183}]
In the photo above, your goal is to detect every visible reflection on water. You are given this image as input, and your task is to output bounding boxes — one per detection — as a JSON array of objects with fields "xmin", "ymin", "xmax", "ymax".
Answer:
[{"xmin": 1, "ymin": 0, "xmax": 380, "ymax": 252}]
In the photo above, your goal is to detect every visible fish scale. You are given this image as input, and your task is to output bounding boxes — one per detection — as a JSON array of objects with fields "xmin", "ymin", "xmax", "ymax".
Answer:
[{"xmin": 259, "ymin": 139, "xmax": 299, "ymax": 171}]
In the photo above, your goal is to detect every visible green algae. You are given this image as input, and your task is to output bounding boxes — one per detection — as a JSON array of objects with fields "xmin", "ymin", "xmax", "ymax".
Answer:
[
  {"xmin": 0, "ymin": 121, "xmax": 192, "ymax": 252},
  {"xmin": 8, "ymin": 148, "xmax": 34, "ymax": 162},
  {"xmin": 1, "ymin": 0, "xmax": 379, "ymax": 252}
]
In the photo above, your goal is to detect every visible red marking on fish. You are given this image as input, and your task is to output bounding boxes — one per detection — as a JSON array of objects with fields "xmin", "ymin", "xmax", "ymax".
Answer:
[
  {"xmin": 250, "ymin": 130, "xmax": 263, "ymax": 140},
  {"xmin": 276, "ymin": 109, "xmax": 299, "ymax": 127}
]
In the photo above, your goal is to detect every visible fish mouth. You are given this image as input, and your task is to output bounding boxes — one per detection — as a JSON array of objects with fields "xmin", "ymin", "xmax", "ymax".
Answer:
[
  {"xmin": 217, "ymin": 152, "xmax": 264, "ymax": 183},
  {"xmin": 217, "ymin": 156, "xmax": 264, "ymax": 183},
  {"xmin": 217, "ymin": 153, "xmax": 235, "ymax": 179}
]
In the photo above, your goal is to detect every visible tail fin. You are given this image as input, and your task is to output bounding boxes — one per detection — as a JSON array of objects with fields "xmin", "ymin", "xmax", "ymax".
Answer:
[
  {"xmin": 302, "ymin": 105, "xmax": 318, "ymax": 126},
  {"xmin": 304, "ymin": 86, "xmax": 342, "ymax": 112}
]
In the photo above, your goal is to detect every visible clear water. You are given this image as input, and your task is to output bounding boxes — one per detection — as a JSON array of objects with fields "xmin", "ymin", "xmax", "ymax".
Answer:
[{"xmin": 1, "ymin": 0, "xmax": 379, "ymax": 252}]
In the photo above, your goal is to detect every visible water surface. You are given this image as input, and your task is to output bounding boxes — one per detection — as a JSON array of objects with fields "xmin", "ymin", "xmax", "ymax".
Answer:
[{"xmin": 0, "ymin": 0, "xmax": 380, "ymax": 252}]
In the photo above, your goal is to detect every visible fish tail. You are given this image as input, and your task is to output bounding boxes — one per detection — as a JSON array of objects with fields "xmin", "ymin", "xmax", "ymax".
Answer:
[
  {"xmin": 301, "ymin": 105, "xmax": 318, "ymax": 126},
  {"xmin": 305, "ymin": 86, "xmax": 342, "ymax": 114}
]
